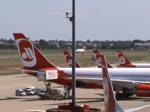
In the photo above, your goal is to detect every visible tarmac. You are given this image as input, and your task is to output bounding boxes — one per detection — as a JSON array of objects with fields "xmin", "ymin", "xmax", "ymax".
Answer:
[{"xmin": 0, "ymin": 74, "xmax": 150, "ymax": 112}]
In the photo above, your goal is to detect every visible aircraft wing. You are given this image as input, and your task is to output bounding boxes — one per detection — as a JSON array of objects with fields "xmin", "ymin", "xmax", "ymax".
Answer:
[
  {"xmin": 124, "ymin": 104, "xmax": 150, "ymax": 112},
  {"xmin": 75, "ymin": 77, "xmax": 150, "ymax": 88},
  {"xmin": 75, "ymin": 77, "xmax": 150, "ymax": 84},
  {"xmin": 112, "ymin": 79, "xmax": 150, "ymax": 84},
  {"xmin": 10, "ymin": 68, "xmax": 38, "ymax": 73},
  {"xmin": 19, "ymin": 69, "xmax": 38, "ymax": 73}
]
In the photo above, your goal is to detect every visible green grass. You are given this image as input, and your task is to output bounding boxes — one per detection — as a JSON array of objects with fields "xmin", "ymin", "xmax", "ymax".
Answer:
[{"xmin": 0, "ymin": 49, "xmax": 150, "ymax": 75}]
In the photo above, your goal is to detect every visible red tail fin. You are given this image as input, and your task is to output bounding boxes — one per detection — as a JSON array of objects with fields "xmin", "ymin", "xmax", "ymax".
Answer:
[
  {"xmin": 93, "ymin": 49, "xmax": 112, "ymax": 68},
  {"xmin": 13, "ymin": 33, "xmax": 57, "ymax": 70},
  {"xmin": 100, "ymin": 54, "xmax": 124, "ymax": 112},
  {"xmin": 63, "ymin": 50, "xmax": 81, "ymax": 68},
  {"xmin": 93, "ymin": 49, "xmax": 100, "ymax": 55},
  {"xmin": 117, "ymin": 51, "xmax": 134, "ymax": 67}
]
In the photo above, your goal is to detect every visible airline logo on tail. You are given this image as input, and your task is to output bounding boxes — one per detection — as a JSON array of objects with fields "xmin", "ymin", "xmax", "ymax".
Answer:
[
  {"xmin": 64, "ymin": 51, "xmax": 73, "ymax": 67},
  {"xmin": 67, "ymin": 56, "xmax": 72, "ymax": 67},
  {"xmin": 64, "ymin": 50, "xmax": 81, "ymax": 68},
  {"xmin": 119, "ymin": 56, "xmax": 125, "ymax": 64},
  {"xmin": 93, "ymin": 49, "xmax": 112, "ymax": 68},
  {"xmin": 14, "ymin": 33, "xmax": 57, "ymax": 69},
  {"xmin": 96, "ymin": 55, "xmax": 102, "ymax": 67},
  {"xmin": 93, "ymin": 49, "xmax": 102, "ymax": 68},
  {"xmin": 117, "ymin": 51, "xmax": 135, "ymax": 67},
  {"xmin": 16, "ymin": 38, "xmax": 37, "ymax": 67}
]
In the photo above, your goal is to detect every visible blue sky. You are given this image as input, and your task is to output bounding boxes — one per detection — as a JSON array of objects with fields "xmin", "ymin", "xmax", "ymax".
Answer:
[{"xmin": 0, "ymin": 0, "xmax": 150, "ymax": 41}]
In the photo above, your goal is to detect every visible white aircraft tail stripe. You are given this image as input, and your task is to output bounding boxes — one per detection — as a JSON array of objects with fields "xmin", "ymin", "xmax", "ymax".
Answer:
[{"xmin": 24, "ymin": 48, "xmax": 34, "ymax": 59}]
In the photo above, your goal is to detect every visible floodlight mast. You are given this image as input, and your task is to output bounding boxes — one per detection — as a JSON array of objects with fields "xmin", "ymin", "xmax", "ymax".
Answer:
[
  {"xmin": 72, "ymin": 0, "xmax": 76, "ymax": 109},
  {"xmin": 66, "ymin": 0, "xmax": 76, "ymax": 110}
]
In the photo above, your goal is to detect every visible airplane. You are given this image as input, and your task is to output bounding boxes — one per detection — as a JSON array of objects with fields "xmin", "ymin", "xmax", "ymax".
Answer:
[
  {"xmin": 62, "ymin": 52, "xmax": 150, "ymax": 96},
  {"xmin": 13, "ymin": 33, "xmax": 150, "ymax": 98},
  {"xmin": 64, "ymin": 49, "xmax": 112, "ymax": 68},
  {"xmin": 64, "ymin": 50, "xmax": 81, "ymax": 68},
  {"xmin": 13, "ymin": 33, "xmax": 103, "ymax": 95},
  {"xmin": 94, "ymin": 52, "xmax": 150, "ymax": 98},
  {"xmin": 28, "ymin": 54, "xmax": 150, "ymax": 112},
  {"xmin": 93, "ymin": 49, "xmax": 112, "ymax": 68},
  {"xmin": 76, "ymin": 47, "xmax": 85, "ymax": 54},
  {"xmin": 117, "ymin": 51, "xmax": 150, "ymax": 68},
  {"xmin": 99, "ymin": 54, "xmax": 150, "ymax": 112}
]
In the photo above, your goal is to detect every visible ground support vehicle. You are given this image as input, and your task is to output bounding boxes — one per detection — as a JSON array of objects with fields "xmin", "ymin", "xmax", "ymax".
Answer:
[{"xmin": 38, "ymin": 88, "xmax": 64, "ymax": 100}]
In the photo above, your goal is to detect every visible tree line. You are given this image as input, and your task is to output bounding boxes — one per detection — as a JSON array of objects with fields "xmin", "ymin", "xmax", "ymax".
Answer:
[{"xmin": 0, "ymin": 38, "xmax": 149, "ymax": 50}]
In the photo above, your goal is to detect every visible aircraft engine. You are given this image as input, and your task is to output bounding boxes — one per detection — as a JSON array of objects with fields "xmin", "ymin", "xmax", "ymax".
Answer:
[{"xmin": 135, "ymin": 84, "xmax": 150, "ymax": 97}]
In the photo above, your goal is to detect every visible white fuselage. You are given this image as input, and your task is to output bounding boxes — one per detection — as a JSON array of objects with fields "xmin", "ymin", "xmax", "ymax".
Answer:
[
  {"xmin": 133, "ymin": 63, "xmax": 150, "ymax": 68},
  {"xmin": 58, "ymin": 67, "xmax": 150, "ymax": 89},
  {"xmin": 59, "ymin": 67, "xmax": 150, "ymax": 81}
]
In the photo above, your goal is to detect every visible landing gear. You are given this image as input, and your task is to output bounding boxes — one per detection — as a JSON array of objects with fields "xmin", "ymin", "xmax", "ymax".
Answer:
[
  {"xmin": 38, "ymin": 81, "xmax": 52, "ymax": 100},
  {"xmin": 116, "ymin": 93, "xmax": 127, "ymax": 100},
  {"xmin": 64, "ymin": 86, "xmax": 72, "ymax": 99},
  {"xmin": 115, "ymin": 90, "xmax": 133, "ymax": 100},
  {"xmin": 44, "ymin": 81, "xmax": 52, "ymax": 92}
]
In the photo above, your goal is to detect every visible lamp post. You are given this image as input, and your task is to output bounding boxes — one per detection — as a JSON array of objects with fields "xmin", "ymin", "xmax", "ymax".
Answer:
[
  {"xmin": 72, "ymin": 0, "xmax": 76, "ymax": 109},
  {"xmin": 66, "ymin": 0, "xmax": 76, "ymax": 109}
]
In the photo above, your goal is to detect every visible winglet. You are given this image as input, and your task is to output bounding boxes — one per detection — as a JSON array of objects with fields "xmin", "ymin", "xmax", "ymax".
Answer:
[
  {"xmin": 63, "ymin": 50, "xmax": 81, "ymax": 68},
  {"xmin": 100, "ymin": 54, "xmax": 124, "ymax": 112},
  {"xmin": 117, "ymin": 51, "xmax": 135, "ymax": 67},
  {"xmin": 13, "ymin": 33, "xmax": 57, "ymax": 70}
]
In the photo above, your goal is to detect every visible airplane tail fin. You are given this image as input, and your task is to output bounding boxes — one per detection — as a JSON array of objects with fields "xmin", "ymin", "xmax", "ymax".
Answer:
[
  {"xmin": 100, "ymin": 54, "xmax": 124, "ymax": 112},
  {"xmin": 117, "ymin": 51, "xmax": 134, "ymax": 67},
  {"xmin": 93, "ymin": 49, "xmax": 100, "ymax": 55},
  {"xmin": 63, "ymin": 50, "xmax": 81, "ymax": 68},
  {"xmin": 13, "ymin": 33, "xmax": 57, "ymax": 70},
  {"xmin": 93, "ymin": 49, "xmax": 112, "ymax": 68}
]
